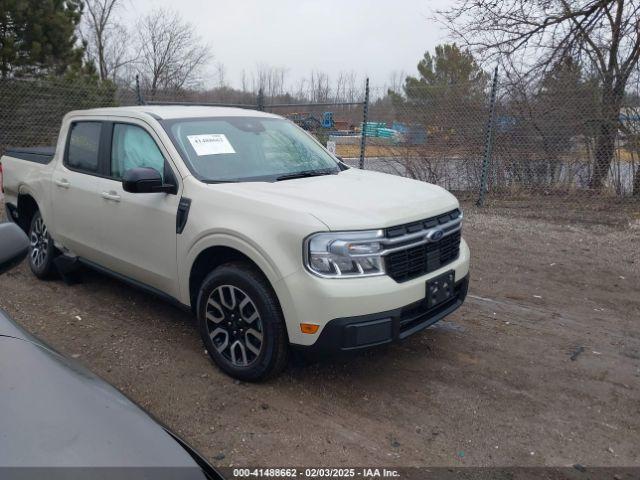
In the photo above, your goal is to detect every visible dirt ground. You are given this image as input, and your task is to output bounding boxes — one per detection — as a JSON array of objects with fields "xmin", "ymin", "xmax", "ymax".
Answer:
[{"xmin": 1, "ymin": 202, "xmax": 639, "ymax": 468}]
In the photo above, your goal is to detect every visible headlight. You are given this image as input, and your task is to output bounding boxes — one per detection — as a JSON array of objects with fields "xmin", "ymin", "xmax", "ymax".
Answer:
[{"xmin": 304, "ymin": 230, "xmax": 385, "ymax": 278}]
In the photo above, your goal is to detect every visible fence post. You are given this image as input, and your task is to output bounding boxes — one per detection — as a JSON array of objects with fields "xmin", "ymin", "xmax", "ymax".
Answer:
[
  {"xmin": 135, "ymin": 75, "xmax": 145, "ymax": 105},
  {"xmin": 257, "ymin": 88, "xmax": 265, "ymax": 111},
  {"xmin": 476, "ymin": 66, "xmax": 499, "ymax": 207},
  {"xmin": 359, "ymin": 77, "xmax": 370, "ymax": 169}
]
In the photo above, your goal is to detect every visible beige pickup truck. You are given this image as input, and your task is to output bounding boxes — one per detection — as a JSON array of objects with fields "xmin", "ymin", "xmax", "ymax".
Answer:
[{"xmin": 2, "ymin": 105, "xmax": 470, "ymax": 381}]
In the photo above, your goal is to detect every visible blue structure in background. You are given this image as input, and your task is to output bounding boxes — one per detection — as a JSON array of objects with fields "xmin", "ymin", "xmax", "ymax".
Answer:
[
  {"xmin": 322, "ymin": 112, "xmax": 334, "ymax": 129},
  {"xmin": 392, "ymin": 122, "xmax": 427, "ymax": 145}
]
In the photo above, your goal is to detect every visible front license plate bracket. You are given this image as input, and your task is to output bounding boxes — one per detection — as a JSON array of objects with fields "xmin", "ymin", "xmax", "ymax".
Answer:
[{"xmin": 426, "ymin": 270, "xmax": 455, "ymax": 309}]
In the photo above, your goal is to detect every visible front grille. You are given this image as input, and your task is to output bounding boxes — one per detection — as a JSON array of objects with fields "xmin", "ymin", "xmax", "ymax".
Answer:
[{"xmin": 384, "ymin": 211, "xmax": 462, "ymax": 283}]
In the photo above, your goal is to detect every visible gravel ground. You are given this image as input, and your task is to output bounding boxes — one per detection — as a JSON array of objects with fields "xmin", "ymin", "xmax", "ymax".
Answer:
[{"xmin": 1, "ymin": 203, "xmax": 639, "ymax": 467}]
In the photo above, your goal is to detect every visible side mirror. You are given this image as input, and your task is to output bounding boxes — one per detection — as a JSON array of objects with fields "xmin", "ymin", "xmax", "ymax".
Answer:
[
  {"xmin": 122, "ymin": 167, "xmax": 176, "ymax": 194},
  {"xmin": 0, "ymin": 222, "xmax": 29, "ymax": 276}
]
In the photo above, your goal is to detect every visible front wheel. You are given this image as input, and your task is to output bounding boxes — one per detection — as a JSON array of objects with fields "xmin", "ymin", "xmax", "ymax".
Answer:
[
  {"xmin": 197, "ymin": 262, "xmax": 288, "ymax": 381},
  {"xmin": 28, "ymin": 211, "xmax": 57, "ymax": 279}
]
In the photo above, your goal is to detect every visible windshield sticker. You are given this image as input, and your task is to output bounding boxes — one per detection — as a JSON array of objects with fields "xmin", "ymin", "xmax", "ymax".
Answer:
[{"xmin": 187, "ymin": 134, "xmax": 236, "ymax": 156}]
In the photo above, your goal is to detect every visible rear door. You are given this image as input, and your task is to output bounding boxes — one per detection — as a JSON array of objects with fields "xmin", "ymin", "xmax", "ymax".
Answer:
[
  {"xmin": 51, "ymin": 121, "xmax": 107, "ymax": 261},
  {"xmin": 94, "ymin": 121, "xmax": 181, "ymax": 298}
]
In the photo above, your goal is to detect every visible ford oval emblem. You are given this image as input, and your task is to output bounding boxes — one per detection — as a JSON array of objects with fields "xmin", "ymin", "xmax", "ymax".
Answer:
[{"xmin": 428, "ymin": 229, "xmax": 444, "ymax": 241}]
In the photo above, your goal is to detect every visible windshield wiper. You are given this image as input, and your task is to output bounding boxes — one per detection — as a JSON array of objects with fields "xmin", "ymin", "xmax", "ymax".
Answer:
[
  {"xmin": 202, "ymin": 179, "xmax": 242, "ymax": 184},
  {"xmin": 276, "ymin": 169, "xmax": 338, "ymax": 181}
]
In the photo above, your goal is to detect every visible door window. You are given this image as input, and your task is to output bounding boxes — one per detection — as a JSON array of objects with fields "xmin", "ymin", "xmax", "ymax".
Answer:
[
  {"xmin": 66, "ymin": 122, "xmax": 102, "ymax": 173},
  {"xmin": 111, "ymin": 124, "xmax": 166, "ymax": 180}
]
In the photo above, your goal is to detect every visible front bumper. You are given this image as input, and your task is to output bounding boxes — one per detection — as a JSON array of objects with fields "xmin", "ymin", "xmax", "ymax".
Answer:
[
  {"xmin": 292, "ymin": 274, "xmax": 469, "ymax": 357},
  {"xmin": 274, "ymin": 238, "xmax": 470, "ymax": 346}
]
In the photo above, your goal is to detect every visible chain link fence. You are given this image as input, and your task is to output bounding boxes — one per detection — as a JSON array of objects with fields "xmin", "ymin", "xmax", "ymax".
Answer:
[
  {"xmin": 365, "ymin": 75, "xmax": 640, "ymax": 204},
  {"xmin": 1, "ymin": 75, "xmax": 639, "ymax": 212},
  {"xmin": 363, "ymin": 84, "xmax": 488, "ymax": 197},
  {"xmin": 140, "ymin": 83, "xmax": 367, "ymax": 163},
  {"xmin": 0, "ymin": 78, "xmax": 120, "ymax": 156}
]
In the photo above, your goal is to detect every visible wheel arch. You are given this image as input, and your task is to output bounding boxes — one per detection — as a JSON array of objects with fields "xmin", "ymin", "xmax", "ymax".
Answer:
[
  {"xmin": 191, "ymin": 244, "xmax": 291, "ymax": 380},
  {"xmin": 16, "ymin": 193, "xmax": 39, "ymax": 233},
  {"xmin": 187, "ymin": 244, "xmax": 284, "ymax": 314}
]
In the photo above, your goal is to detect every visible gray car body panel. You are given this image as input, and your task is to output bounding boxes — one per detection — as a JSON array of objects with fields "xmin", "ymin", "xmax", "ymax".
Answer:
[{"xmin": 0, "ymin": 310, "xmax": 204, "ymax": 470}]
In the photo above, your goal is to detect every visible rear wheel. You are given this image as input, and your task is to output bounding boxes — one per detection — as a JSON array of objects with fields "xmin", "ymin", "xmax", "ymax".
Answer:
[
  {"xmin": 28, "ymin": 211, "xmax": 57, "ymax": 279},
  {"xmin": 197, "ymin": 262, "xmax": 288, "ymax": 381}
]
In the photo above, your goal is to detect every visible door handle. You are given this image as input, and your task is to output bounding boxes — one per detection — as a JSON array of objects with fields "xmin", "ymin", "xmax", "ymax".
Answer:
[
  {"xmin": 101, "ymin": 191, "xmax": 121, "ymax": 202},
  {"xmin": 54, "ymin": 179, "xmax": 70, "ymax": 188}
]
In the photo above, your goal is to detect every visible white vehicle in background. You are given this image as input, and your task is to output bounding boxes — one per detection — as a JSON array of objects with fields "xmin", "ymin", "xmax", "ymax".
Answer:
[{"xmin": 1, "ymin": 106, "xmax": 470, "ymax": 381}]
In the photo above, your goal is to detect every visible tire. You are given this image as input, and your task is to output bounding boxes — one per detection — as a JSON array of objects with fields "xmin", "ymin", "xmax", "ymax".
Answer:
[
  {"xmin": 28, "ymin": 210, "xmax": 57, "ymax": 279},
  {"xmin": 196, "ymin": 262, "xmax": 288, "ymax": 381}
]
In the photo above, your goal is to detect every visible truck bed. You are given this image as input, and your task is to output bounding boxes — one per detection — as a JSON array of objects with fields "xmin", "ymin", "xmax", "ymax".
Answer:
[
  {"xmin": 1, "ymin": 147, "xmax": 57, "ymax": 224},
  {"xmin": 4, "ymin": 147, "xmax": 55, "ymax": 164}
]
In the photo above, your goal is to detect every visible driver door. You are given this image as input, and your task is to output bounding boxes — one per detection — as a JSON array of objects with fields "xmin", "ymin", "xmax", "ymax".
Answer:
[{"xmin": 94, "ymin": 121, "xmax": 181, "ymax": 298}]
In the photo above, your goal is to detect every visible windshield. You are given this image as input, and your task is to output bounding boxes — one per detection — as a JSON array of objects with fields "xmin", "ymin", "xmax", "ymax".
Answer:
[{"xmin": 163, "ymin": 116, "xmax": 341, "ymax": 182}]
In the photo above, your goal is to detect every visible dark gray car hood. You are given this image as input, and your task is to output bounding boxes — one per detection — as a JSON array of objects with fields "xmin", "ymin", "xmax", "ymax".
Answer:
[
  {"xmin": 0, "ymin": 310, "xmax": 205, "ymax": 470},
  {"xmin": 0, "ymin": 308, "xmax": 33, "ymax": 340}
]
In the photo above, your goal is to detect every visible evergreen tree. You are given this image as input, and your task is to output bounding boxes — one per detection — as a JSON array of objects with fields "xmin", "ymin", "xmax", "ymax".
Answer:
[
  {"xmin": 0, "ymin": 0, "xmax": 85, "ymax": 78},
  {"xmin": 390, "ymin": 44, "xmax": 489, "ymax": 147},
  {"xmin": 402, "ymin": 44, "xmax": 488, "ymax": 102},
  {"xmin": 533, "ymin": 57, "xmax": 600, "ymax": 155}
]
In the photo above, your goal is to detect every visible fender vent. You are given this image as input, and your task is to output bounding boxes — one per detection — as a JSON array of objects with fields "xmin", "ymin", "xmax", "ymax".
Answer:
[{"xmin": 176, "ymin": 198, "xmax": 192, "ymax": 234}]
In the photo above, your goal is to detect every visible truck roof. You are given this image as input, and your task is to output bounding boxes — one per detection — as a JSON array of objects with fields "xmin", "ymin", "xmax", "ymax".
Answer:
[{"xmin": 66, "ymin": 105, "xmax": 281, "ymax": 121}]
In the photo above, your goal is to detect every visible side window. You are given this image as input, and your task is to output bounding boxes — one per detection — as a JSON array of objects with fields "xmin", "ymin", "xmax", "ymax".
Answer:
[
  {"xmin": 66, "ymin": 122, "xmax": 102, "ymax": 173},
  {"xmin": 111, "ymin": 124, "xmax": 165, "ymax": 180}
]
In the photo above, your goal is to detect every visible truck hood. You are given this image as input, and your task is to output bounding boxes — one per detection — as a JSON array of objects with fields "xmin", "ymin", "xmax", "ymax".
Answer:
[{"xmin": 219, "ymin": 168, "xmax": 459, "ymax": 230}]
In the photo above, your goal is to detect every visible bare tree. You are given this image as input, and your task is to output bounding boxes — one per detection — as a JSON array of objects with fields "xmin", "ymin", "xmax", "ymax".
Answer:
[
  {"xmin": 334, "ymin": 72, "xmax": 347, "ymax": 102},
  {"xmin": 294, "ymin": 77, "xmax": 308, "ymax": 100},
  {"xmin": 309, "ymin": 70, "xmax": 331, "ymax": 102},
  {"xmin": 136, "ymin": 9, "xmax": 211, "ymax": 96},
  {"xmin": 387, "ymin": 70, "xmax": 407, "ymax": 95},
  {"xmin": 250, "ymin": 64, "xmax": 288, "ymax": 98},
  {"xmin": 438, "ymin": 0, "xmax": 640, "ymax": 191},
  {"xmin": 344, "ymin": 71, "xmax": 361, "ymax": 102},
  {"xmin": 252, "ymin": 63, "xmax": 269, "ymax": 94},
  {"xmin": 82, "ymin": 0, "xmax": 134, "ymax": 82},
  {"xmin": 215, "ymin": 62, "xmax": 227, "ymax": 88},
  {"xmin": 241, "ymin": 69, "xmax": 248, "ymax": 92}
]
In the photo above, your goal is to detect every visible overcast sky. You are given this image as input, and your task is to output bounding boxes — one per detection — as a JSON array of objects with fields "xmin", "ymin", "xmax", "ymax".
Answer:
[{"xmin": 122, "ymin": 0, "xmax": 455, "ymax": 90}]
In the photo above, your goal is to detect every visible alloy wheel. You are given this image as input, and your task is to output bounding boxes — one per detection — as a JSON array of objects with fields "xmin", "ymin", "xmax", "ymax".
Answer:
[
  {"xmin": 30, "ymin": 216, "xmax": 49, "ymax": 269},
  {"xmin": 205, "ymin": 285, "xmax": 264, "ymax": 367}
]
